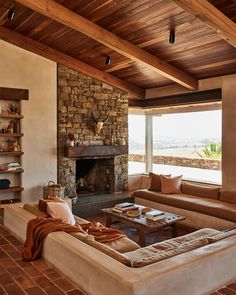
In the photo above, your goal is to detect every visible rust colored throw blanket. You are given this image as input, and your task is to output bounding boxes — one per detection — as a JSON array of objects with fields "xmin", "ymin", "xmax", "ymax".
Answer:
[
  {"xmin": 22, "ymin": 217, "xmax": 125, "ymax": 261},
  {"xmin": 80, "ymin": 221, "xmax": 125, "ymax": 243}
]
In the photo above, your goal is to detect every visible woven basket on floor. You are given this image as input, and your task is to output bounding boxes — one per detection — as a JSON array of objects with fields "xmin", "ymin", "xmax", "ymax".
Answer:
[{"xmin": 43, "ymin": 181, "xmax": 65, "ymax": 199}]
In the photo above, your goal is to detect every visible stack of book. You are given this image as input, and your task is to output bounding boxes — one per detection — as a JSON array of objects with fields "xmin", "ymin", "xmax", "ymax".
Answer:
[
  {"xmin": 145, "ymin": 209, "xmax": 165, "ymax": 221},
  {"xmin": 112, "ymin": 202, "xmax": 138, "ymax": 213},
  {"xmin": 5, "ymin": 162, "xmax": 21, "ymax": 171}
]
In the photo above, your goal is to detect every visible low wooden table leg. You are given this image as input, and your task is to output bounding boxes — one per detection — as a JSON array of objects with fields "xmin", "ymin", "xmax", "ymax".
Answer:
[
  {"xmin": 106, "ymin": 214, "xmax": 112, "ymax": 228},
  {"xmin": 172, "ymin": 223, "xmax": 178, "ymax": 237},
  {"xmin": 139, "ymin": 229, "xmax": 146, "ymax": 247}
]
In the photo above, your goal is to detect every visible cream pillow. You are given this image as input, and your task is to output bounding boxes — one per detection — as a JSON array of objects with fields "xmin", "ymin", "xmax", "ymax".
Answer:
[
  {"xmin": 47, "ymin": 202, "xmax": 75, "ymax": 225},
  {"xmin": 160, "ymin": 175, "xmax": 182, "ymax": 194}
]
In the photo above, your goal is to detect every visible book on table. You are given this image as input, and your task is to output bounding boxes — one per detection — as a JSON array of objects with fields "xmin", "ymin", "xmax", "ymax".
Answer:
[
  {"xmin": 113, "ymin": 204, "xmax": 138, "ymax": 213},
  {"xmin": 145, "ymin": 210, "xmax": 165, "ymax": 220},
  {"xmin": 115, "ymin": 202, "xmax": 134, "ymax": 209},
  {"xmin": 146, "ymin": 214, "xmax": 166, "ymax": 221}
]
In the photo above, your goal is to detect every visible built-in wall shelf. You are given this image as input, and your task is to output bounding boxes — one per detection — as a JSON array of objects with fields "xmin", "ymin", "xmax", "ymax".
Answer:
[
  {"xmin": 0, "ymin": 198, "xmax": 21, "ymax": 207},
  {"xmin": 0, "ymin": 133, "xmax": 23, "ymax": 137},
  {"xmin": 0, "ymin": 114, "xmax": 23, "ymax": 119},
  {"xmin": 0, "ymin": 152, "xmax": 24, "ymax": 156},
  {"xmin": 0, "ymin": 187, "xmax": 23, "ymax": 193},
  {"xmin": 0, "ymin": 169, "xmax": 24, "ymax": 174},
  {"xmin": 0, "ymin": 86, "xmax": 28, "ymax": 203}
]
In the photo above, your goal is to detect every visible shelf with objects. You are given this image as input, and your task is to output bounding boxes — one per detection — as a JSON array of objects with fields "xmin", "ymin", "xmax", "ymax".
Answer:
[{"xmin": 0, "ymin": 87, "xmax": 28, "ymax": 206}]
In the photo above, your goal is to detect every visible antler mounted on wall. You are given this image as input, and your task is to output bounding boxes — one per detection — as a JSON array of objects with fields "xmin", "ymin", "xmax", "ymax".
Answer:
[{"xmin": 92, "ymin": 112, "xmax": 109, "ymax": 136}]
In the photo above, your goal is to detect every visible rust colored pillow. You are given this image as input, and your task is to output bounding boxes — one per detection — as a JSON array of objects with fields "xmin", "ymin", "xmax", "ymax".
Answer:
[
  {"xmin": 149, "ymin": 172, "xmax": 171, "ymax": 191},
  {"xmin": 160, "ymin": 175, "xmax": 182, "ymax": 194},
  {"xmin": 38, "ymin": 197, "xmax": 65, "ymax": 213}
]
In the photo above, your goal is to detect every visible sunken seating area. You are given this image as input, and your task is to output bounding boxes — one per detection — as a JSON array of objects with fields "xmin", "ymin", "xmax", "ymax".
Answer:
[
  {"xmin": 132, "ymin": 176, "xmax": 236, "ymax": 229},
  {"xmin": 4, "ymin": 204, "xmax": 236, "ymax": 295}
]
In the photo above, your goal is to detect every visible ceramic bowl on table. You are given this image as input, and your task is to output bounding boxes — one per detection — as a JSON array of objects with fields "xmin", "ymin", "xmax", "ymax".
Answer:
[{"xmin": 126, "ymin": 210, "xmax": 141, "ymax": 218}]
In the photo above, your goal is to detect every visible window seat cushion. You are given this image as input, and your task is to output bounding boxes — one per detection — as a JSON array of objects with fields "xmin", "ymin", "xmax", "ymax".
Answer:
[{"xmin": 132, "ymin": 189, "xmax": 236, "ymax": 223}]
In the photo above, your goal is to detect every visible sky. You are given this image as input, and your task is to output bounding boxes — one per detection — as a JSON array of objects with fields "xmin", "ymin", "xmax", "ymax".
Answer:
[{"xmin": 129, "ymin": 110, "xmax": 222, "ymax": 143}]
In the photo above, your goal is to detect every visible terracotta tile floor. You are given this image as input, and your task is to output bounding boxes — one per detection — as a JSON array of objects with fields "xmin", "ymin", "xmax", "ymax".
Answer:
[
  {"xmin": 0, "ymin": 208, "xmax": 235, "ymax": 295},
  {"xmin": 0, "ymin": 209, "xmax": 86, "ymax": 295}
]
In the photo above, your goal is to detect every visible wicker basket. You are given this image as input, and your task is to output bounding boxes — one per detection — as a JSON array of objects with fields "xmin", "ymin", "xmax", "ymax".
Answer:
[{"xmin": 43, "ymin": 181, "xmax": 65, "ymax": 199}]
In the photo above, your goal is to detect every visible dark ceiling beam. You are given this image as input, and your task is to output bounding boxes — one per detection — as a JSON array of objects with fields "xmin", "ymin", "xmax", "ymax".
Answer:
[
  {"xmin": 129, "ymin": 88, "xmax": 222, "ymax": 108},
  {"xmin": 172, "ymin": 0, "xmax": 236, "ymax": 48},
  {"xmin": 15, "ymin": 0, "xmax": 198, "ymax": 90},
  {"xmin": 0, "ymin": 26, "xmax": 145, "ymax": 98}
]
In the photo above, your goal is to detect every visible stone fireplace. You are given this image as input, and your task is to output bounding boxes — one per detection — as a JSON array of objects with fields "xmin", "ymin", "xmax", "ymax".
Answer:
[{"xmin": 57, "ymin": 65, "xmax": 129, "ymax": 197}]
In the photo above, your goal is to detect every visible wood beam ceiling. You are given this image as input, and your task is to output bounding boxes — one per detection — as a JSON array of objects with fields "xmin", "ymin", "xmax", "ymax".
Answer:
[
  {"xmin": 0, "ymin": 26, "xmax": 145, "ymax": 98},
  {"xmin": 129, "ymin": 88, "xmax": 222, "ymax": 108},
  {"xmin": 15, "ymin": 0, "xmax": 198, "ymax": 90},
  {"xmin": 172, "ymin": 0, "xmax": 236, "ymax": 48}
]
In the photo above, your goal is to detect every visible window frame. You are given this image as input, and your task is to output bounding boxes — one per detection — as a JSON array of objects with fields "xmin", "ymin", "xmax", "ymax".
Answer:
[{"xmin": 128, "ymin": 103, "xmax": 222, "ymax": 185}]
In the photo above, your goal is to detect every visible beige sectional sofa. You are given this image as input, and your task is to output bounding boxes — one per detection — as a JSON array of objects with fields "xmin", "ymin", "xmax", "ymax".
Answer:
[
  {"xmin": 130, "ymin": 175, "xmax": 236, "ymax": 229},
  {"xmin": 4, "ymin": 204, "xmax": 236, "ymax": 295}
]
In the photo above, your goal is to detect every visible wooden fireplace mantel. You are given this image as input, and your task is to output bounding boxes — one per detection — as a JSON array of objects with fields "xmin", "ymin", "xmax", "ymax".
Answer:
[{"xmin": 65, "ymin": 145, "xmax": 128, "ymax": 158}]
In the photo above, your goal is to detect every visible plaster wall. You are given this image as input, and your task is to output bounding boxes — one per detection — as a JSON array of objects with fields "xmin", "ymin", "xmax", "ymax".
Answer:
[
  {"xmin": 222, "ymin": 75, "xmax": 236, "ymax": 189},
  {"xmin": 0, "ymin": 40, "xmax": 57, "ymax": 202}
]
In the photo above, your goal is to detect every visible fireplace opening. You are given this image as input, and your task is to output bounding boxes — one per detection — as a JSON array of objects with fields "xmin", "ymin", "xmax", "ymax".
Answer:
[
  {"xmin": 75, "ymin": 158, "xmax": 113, "ymax": 195},
  {"xmin": 76, "ymin": 159, "xmax": 96, "ymax": 194}
]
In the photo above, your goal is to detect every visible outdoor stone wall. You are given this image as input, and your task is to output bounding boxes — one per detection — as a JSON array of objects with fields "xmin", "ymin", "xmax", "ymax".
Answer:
[
  {"xmin": 129, "ymin": 154, "xmax": 221, "ymax": 170},
  {"xmin": 57, "ymin": 64, "xmax": 128, "ymax": 196}
]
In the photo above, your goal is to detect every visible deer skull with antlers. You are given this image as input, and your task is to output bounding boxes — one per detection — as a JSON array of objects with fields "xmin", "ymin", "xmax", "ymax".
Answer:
[{"xmin": 92, "ymin": 112, "xmax": 109, "ymax": 136}]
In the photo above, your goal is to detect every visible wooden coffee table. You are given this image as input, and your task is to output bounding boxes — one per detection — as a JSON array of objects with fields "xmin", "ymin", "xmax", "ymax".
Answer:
[{"xmin": 101, "ymin": 205, "xmax": 185, "ymax": 247}]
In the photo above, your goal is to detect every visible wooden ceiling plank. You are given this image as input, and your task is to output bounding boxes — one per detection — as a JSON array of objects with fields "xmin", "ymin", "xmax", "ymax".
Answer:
[
  {"xmin": 0, "ymin": 26, "xmax": 145, "ymax": 98},
  {"xmin": 172, "ymin": 0, "xmax": 236, "ymax": 48},
  {"xmin": 15, "ymin": 0, "xmax": 198, "ymax": 90}
]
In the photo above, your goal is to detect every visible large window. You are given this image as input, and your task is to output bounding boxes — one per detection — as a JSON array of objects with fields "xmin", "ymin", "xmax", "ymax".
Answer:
[{"xmin": 128, "ymin": 109, "xmax": 222, "ymax": 184}]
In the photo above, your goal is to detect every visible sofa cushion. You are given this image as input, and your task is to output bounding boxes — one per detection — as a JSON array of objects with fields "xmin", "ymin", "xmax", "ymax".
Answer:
[
  {"xmin": 133, "ymin": 189, "xmax": 236, "ymax": 223},
  {"xmin": 148, "ymin": 172, "xmax": 170, "ymax": 191},
  {"xmin": 75, "ymin": 216, "xmax": 90, "ymax": 225},
  {"xmin": 23, "ymin": 203, "xmax": 48, "ymax": 218},
  {"xmin": 220, "ymin": 189, "xmax": 236, "ymax": 204},
  {"xmin": 161, "ymin": 175, "xmax": 182, "ymax": 194},
  {"xmin": 207, "ymin": 229, "xmax": 236, "ymax": 243},
  {"xmin": 104, "ymin": 237, "xmax": 140, "ymax": 253},
  {"xmin": 72, "ymin": 232, "xmax": 132, "ymax": 266},
  {"xmin": 125, "ymin": 228, "xmax": 217, "ymax": 267},
  {"xmin": 182, "ymin": 182, "xmax": 220, "ymax": 200}
]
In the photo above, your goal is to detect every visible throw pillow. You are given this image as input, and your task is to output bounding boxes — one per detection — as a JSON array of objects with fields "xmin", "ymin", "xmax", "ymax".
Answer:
[
  {"xmin": 38, "ymin": 197, "xmax": 65, "ymax": 213},
  {"xmin": 47, "ymin": 202, "xmax": 76, "ymax": 225},
  {"xmin": 149, "ymin": 172, "xmax": 171, "ymax": 191},
  {"xmin": 160, "ymin": 175, "xmax": 182, "ymax": 194}
]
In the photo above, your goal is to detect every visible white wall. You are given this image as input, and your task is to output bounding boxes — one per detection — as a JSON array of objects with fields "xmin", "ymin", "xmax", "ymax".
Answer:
[{"xmin": 0, "ymin": 40, "xmax": 57, "ymax": 202}]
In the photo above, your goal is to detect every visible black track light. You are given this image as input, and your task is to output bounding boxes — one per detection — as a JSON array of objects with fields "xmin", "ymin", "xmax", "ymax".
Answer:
[
  {"xmin": 7, "ymin": 7, "xmax": 15, "ymax": 21},
  {"xmin": 169, "ymin": 30, "xmax": 175, "ymax": 44},
  {"xmin": 105, "ymin": 55, "xmax": 111, "ymax": 66}
]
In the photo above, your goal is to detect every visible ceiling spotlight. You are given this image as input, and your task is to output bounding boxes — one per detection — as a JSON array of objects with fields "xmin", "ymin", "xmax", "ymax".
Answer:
[
  {"xmin": 105, "ymin": 55, "xmax": 111, "ymax": 66},
  {"xmin": 169, "ymin": 30, "xmax": 175, "ymax": 44},
  {"xmin": 7, "ymin": 7, "xmax": 15, "ymax": 21}
]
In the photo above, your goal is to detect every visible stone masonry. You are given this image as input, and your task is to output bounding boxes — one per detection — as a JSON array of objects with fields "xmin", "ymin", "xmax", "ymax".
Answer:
[
  {"xmin": 129, "ymin": 154, "xmax": 221, "ymax": 170},
  {"xmin": 57, "ymin": 65, "xmax": 128, "ymax": 196}
]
